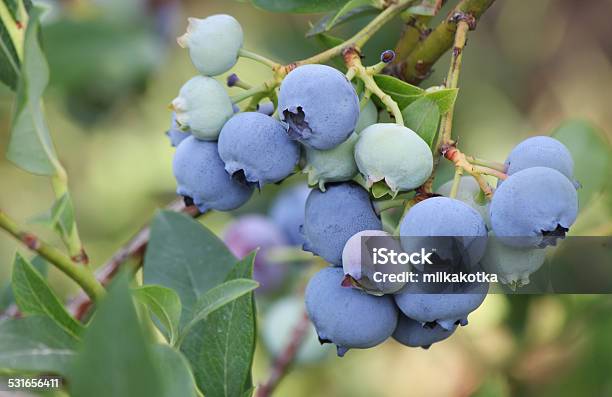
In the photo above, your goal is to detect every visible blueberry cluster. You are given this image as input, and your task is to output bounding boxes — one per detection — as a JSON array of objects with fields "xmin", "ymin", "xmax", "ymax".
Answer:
[{"xmin": 167, "ymin": 14, "xmax": 579, "ymax": 358}]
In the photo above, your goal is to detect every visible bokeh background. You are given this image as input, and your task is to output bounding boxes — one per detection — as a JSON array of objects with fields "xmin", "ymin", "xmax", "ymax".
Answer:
[{"xmin": 1, "ymin": 0, "xmax": 612, "ymax": 396}]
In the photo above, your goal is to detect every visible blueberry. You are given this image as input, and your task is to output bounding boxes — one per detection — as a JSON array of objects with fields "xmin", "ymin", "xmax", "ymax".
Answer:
[
  {"xmin": 355, "ymin": 99, "xmax": 378, "ymax": 134},
  {"xmin": 490, "ymin": 167, "xmax": 578, "ymax": 248},
  {"xmin": 355, "ymin": 123, "xmax": 433, "ymax": 195},
  {"xmin": 481, "ymin": 232, "xmax": 547, "ymax": 288},
  {"xmin": 177, "ymin": 15, "xmax": 243, "ymax": 76},
  {"xmin": 342, "ymin": 230, "xmax": 407, "ymax": 294},
  {"xmin": 278, "ymin": 64, "xmax": 359, "ymax": 150},
  {"xmin": 303, "ymin": 133, "xmax": 358, "ymax": 191},
  {"xmin": 262, "ymin": 297, "xmax": 332, "ymax": 363},
  {"xmin": 218, "ymin": 112, "xmax": 300, "ymax": 187},
  {"xmin": 305, "ymin": 267, "xmax": 398, "ymax": 357},
  {"xmin": 394, "ymin": 277, "xmax": 488, "ymax": 330},
  {"xmin": 173, "ymin": 136, "xmax": 253, "ymax": 212},
  {"xmin": 223, "ymin": 215, "xmax": 288, "ymax": 292},
  {"xmin": 436, "ymin": 176, "xmax": 490, "ymax": 228},
  {"xmin": 302, "ymin": 182, "xmax": 382, "ymax": 265},
  {"xmin": 171, "ymin": 76, "xmax": 234, "ymax": 140},
  {"xmin": 392, "ymin": 314, "xmax": 455, "ymax": 349},
  {"xmin": 399, "ymin": 197, "xmax": 488, "ymax": 270},
  {"xmin": 503, "ymin": 136, "xmax": 578, "ymax": 187},
  {"xmin": 166, "ymin": 112, "xmax": 190, "ymax": 147},
  {"xmin": 257, "ymin": 101, "xmax": 275, "ymax": 116},
  {"xmin": 269, "ymin": 184, "xmax": 310, "ymax": 246}
]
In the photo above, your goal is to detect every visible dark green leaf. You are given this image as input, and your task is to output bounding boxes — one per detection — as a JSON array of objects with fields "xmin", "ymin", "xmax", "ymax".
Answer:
[
  {"xmin": 402, "ymin": 97, "xmax": 440, "ymax": 148},
  {"xmin": 182, "ymin": 253, "xmax": 257, "ymax": 397},
  {"xmin": 1, "ymin": 255, "xmax": 47, "ymax": 312},
  {"xmin": 0, "ymin": 315, "xmax": 78, "ymax": 375},
  {"xmin": 70, "ymin": 273, "xmax": 165, "ymax": 397},
  {"xmin": 252, "ymin": 0, "xmax": 349, "ymax": 13},
  {"xmin": 178, "ymin": 278, "xmax": 259, "ymax": 345},
  {"xmin": 424, "ymin": 88, "xmax": 458, "ymax": 114},
  {"xmin": 153, "ymin": 345, "xmax": 198, "ymax": 397},
  {"xmin": 406, "ymin": 0, "xmax": 443, "ymax": 16},
  {"xmin": 143, "ymin": 211, "xmax": 237, "ymax": 325},
  {"xmin": 311, "ymin": 30, "xmax": 346, "ymax": 70},
  {"xmin": 552, "ymin": 120, "xmax": 612, "ymax": 207},
  {"xmin": 374, "ymin": 74, "xmax": 424, "ymax": 109},
  {"xmin": 6, "ymin": 6, "xmax": 59, "ymax": 175},
  {"xmin": 11, "ymin": 253, "xmax": 83, "ymax": 338},
  {"xmin": 133, "ymin": 285, "xmax": 182, "ymax": 345},
  {"xmin": 306, "ymin": 0, "xmax": 380, "ymax": 37}
]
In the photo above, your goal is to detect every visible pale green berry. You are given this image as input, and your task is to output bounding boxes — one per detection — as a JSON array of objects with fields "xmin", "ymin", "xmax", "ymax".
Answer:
[
  {"xmin": 354, "ymin": 123, "xmax": 433, "ymax": 194},
  {"xmin": 355, "ymin": 99, "xmax": 378, "ymax": 134},
  {"xmin": 304, "ymin": 133, "xmax": 358, "ymax": 191},
  {"xmin": 481, "ymin": 232, "xmax": 547, "ymax": 288},
  {"xmin": 177, "ymin": 15, "xmax": 243, "ymax": 76},
  {"xmin": 171, "ymin": 76, "xmax": 233, "ymax": 140},
  {"xmin": 436, "ymin": 176, "xmax": 490, "ymax": 228}
]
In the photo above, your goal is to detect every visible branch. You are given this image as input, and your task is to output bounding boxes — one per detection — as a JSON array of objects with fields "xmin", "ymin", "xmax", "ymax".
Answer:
[
  {"xmin": 255, "ymin": 311, "xmax": 310, "ymax": 397},
  {"xmin": 397, "ymin": 0, "xmax": 496, "ymax": 84},
  {"xmin": 0, "ymin": 210, "xmax": 105, "ymax": 302},
  {"xmin": 67, "ymin": 199, "xmax": 200, "ymax": 320}
]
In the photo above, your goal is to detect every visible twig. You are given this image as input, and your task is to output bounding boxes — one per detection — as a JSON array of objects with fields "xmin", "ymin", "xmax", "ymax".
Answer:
[
  {"xmin": 0, "ymin": 210, "xmax": 105, "ymax": 303},
  {"xmin": 255, "ymin": 311, "xmax": 310, "ymax": 397},
  {"xmin": 398, "ymin": 0, "xmax": 496, "ymax": 84},
  {"xmin": 67, "ymin": 199, "xmax": 200, "ymax": 320}
]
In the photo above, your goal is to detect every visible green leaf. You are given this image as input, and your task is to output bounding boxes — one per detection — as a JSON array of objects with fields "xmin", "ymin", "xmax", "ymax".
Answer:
[
  {"xmin": 1, "ymin": 255, "xmax": 48, "ymax": 312},
  {"xmin": 178, "ymin": 278, "xmax": 259, "ymax": 346},
  {"xmin": 552, "ymin": 120, "xmax": 612, "ymax": 207},
  {"xmin": 70, "ymin": 273, "xmax": 165, "ymax": 397},
  {"xmin": 424, "ymin": 88, "xmax": 458, "ymax": 114},
  {"xmin": 306, "ymin": 0, "xmax": 380, "ymax": 37},
  {"xmin": 30, "ymin": 192, "xmax": 77, "ymax": 241},
  {"xmin": 402, "ymin": 97, "xmax": 440, "ymax": 148},
  {"xmin": 182, "ymin": 253, "xmax": 257, "ymax": 397},
  {"xmin": 252, "ymin": 0, "xmax": 349, "ymax": 13},
  {"xmin": 133, "ymin": 285, "xmax": 182, "ymax": 345},
  {"xmin": 143, "ymin": 211, "xmax": 238, "ymax": 325},
  {"xmin": 373, "ymin": 74, "xmax": 424, "ymax": 109},
  {"xmin": 0, "ymin": 315, "xmax": 78, "ymax": 375},
  {"xmin": 0, "ymin": 22, "xmax": 20, "ymax": 90},
  {"xmin": 371, "ymin": 180, "xmax": 393, "ymax": 199},
  {"xmin": 406, "ymin": 0, "xmax": 443, "ymax": 16},
  {"xmin": 11, "ymin": 253, "xmax": 84, "ymax": 338},
  {"xmin": 153, "ymin": 345, "xmax": 198, "ymax": 397},
  {"xmin": 6, "ymin": 6, "xmax": 60, "ymax": 175}
]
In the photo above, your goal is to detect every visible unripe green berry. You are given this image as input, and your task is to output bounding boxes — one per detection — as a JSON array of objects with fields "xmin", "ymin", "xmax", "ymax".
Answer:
[
  {"xmin": 304, "ymin": 133, "xmax": 358, "ymax": 191},
  {"xmin": 355, "ymin": 123, "xmax": 433, "ymax": 194},
  {"xmin": 171, "ymin": 76, "xmax": 233, "ymax": 140},
  {"xmin": 355, "ymin": 99, "xmax": 378, "ymax": 134},
  {"xmin": 177, "ymin": 15, "xmax": 243, "ymax": 76}
]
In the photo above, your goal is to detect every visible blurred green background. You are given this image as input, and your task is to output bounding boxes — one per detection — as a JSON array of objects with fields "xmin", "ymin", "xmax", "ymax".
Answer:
[{"xmin": 1, "ymin": 0, "xmax": 612, "ymax": 396}]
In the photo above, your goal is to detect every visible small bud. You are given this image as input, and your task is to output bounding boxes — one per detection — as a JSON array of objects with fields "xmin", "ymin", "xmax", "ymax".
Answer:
[
  {"xmin": 227, "ymin": 73, "xmax": 240, "ymax": 87},
  {"xmin": 380, "ymin": 50, "xmax": 396, "ymax": 64}
]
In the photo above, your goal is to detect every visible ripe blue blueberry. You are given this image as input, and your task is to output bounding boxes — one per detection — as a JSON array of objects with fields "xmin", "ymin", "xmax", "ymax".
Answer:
[
  {"xmin": 399, "ymin": 197, "xmax": 488, "ymax": 270},
  {"xmin": 503, "ymin": 136, "xmax": 578, "ymax": 187},
  {"xmin": 305, "ymin": 267, "xmax": 398, "ymax": 357},
  {"xmin": 218, "ymin": 112, "xmax": 300, "ymax": 187},
  {"xmin": 263, "ymin": 297, "xmax": 332, "ymax": 363},
  {"xmin": 481, "ymin": 232, "xmax": 547, "ymax": 289},
  {"xmin": 436, "ymin": 176, "xmax": 490, "ymax": 228},
  {"xmin": 172, "ymin": 136, "xmax": 253, "ymax": 212},
  {"xmin": 171, "ymin": 76, "xmax": 234, "ymax": 140},
  {"xmin": 303, "ymin": 133, "xmax": 358, "ymax": 191},
  {"xmin": 394, "ymin": 278, "xmax": 488, "ymax": 330},
  {"xmin": 490, "ymin": 167, "xmax": 578, "ymax": 248},
  {"xmin": 166, "ymin": 112, "xmax": 190, "ymax": 147},
  {"xmin": 177, "ymin": 15, "xmax": 243, "ymax": 76},
  {"xmin": 302, "ymin": 182, "xmax": 382, "ymax": 265},
  {"xmin": 342, "ymin": 230, "xmax": 407, "ymax": 295},
  {"xmin": 278, "ymin": 64, "xmax": 359, "ymax": 150},
  {"xmin": 223, "ymin": 215, "xmax": 288, "ymax": 292},
  {"xmin": 269, "ymin": 184, "xmax": 310, "ymax": 246},
  {"xmin": 392, "ymin": 314, "xmax": 455, "ymax": 349},
  {"xmin": 355, "ymin": 123, "xmax": 433, "ymax": 195}
]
